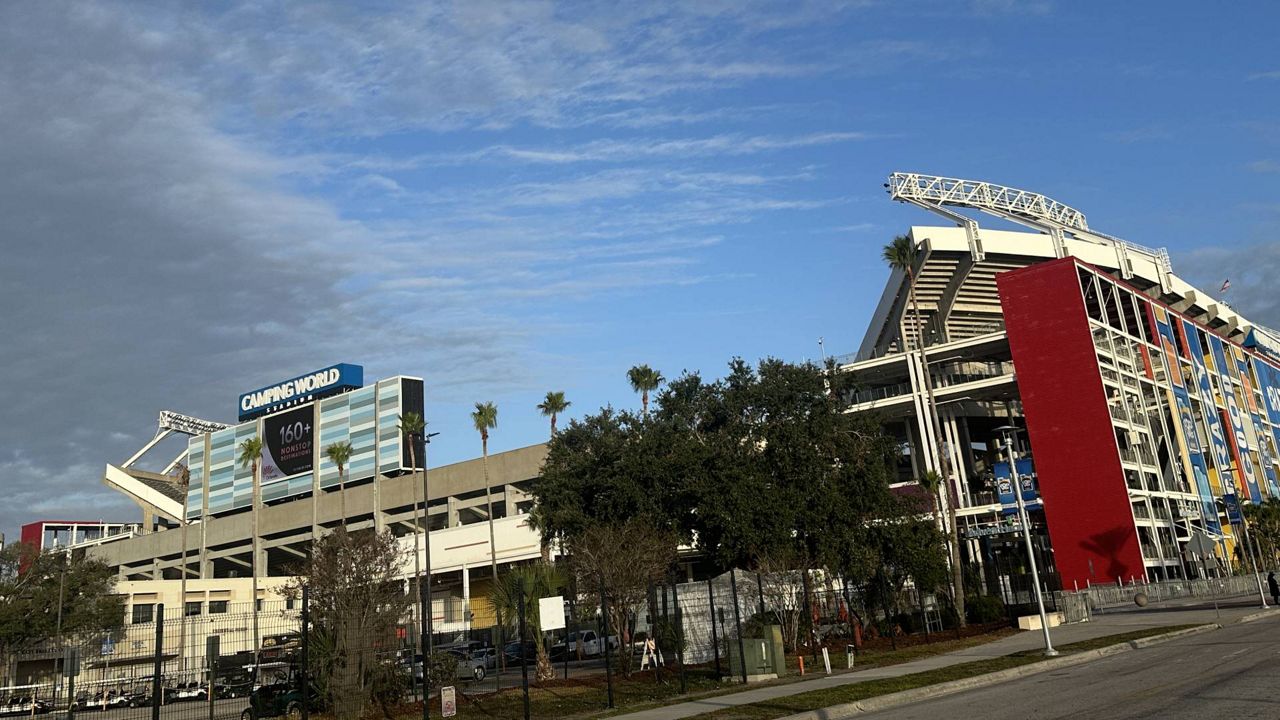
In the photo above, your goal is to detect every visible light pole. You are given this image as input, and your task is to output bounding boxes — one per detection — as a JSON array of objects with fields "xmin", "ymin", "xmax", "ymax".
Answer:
[
  {"xmin": 418, "ymin": 429, "xmax": 440, "ymax": 720},
  {"xmin": 995, "ymin": 426, "xmax": 1057, "ymax": 657}
]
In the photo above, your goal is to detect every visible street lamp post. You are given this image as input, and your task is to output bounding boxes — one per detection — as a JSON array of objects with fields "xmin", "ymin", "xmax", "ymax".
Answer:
[
  {"xmin": 419, "ymin": 430, "xmax": 440, "ymax": 720},
  {"xmin": 996, "ymin": 427, "xmax": 1057, "ymax": 657}
]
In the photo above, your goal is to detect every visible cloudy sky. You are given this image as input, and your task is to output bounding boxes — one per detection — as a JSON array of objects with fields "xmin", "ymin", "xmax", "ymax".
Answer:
[{"xmin": 2, "ymin": 1, "xmax": 1278, "ymax": 537}]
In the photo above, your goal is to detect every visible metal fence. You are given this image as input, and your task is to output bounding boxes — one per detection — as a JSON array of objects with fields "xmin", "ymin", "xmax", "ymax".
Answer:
[
  {"xmin": 1, "ymin": 567, "xmax": 1041, "ymax": 720},
  {"xmin": 2, "ymin": 601, "xmax": 302, "ymax": 720}
]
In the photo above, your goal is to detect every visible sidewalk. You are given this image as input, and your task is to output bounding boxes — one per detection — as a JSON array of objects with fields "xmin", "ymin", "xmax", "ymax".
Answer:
[{"xmin": 610, "ymin": 594, "xmax": 1276, "ymax": 720}]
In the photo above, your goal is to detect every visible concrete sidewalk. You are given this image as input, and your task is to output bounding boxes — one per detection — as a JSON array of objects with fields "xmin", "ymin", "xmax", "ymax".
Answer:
[{"xmin": 610, "ymin": 594, "xmax": 1277, "ymax": 720}]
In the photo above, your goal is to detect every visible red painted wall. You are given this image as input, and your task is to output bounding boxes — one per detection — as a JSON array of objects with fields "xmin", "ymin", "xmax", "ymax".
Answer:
[{"xmin": 998, "ymin": 258, "xmax": 1144, "ymax": 587}]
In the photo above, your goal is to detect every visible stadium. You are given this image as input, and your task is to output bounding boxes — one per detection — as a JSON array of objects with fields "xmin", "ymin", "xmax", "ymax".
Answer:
[
  {"xmin": 29, "ymin": 170, "xmax": 1280, "ymax": 680},
  {"xmin": 841, "ymin": 172, "xmax": 1280, "ymax": 595}
]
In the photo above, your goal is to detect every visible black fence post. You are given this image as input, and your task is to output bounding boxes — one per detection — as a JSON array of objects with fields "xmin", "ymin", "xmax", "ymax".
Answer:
[
  {"xmin": 517, "ymin": 579, "xmax": 530, "ymax": 720},
  {"xmin": 671, "ymin": 579, "xmax": 686, "ymax": 694},
  {"xmin": 300, "ymin": 587, "xmax": 310, "ymax": 720},
  {"xmin": 151, "ymin": 604, "xmax": 164, "ymax": 720},
  {"xmin": 419, "ymin": 578, "xmax": 430, "ymax": 720},
  {"xmin": 728, "ymin": 571, "xmax": 747, "ymax": 685},
  {"xmin": 600, "ymin": 583, "xmax": 615, "ymax": 709},
  {"xmin": 564, "ymin": 591, "xmax": 575, "ymax": 680},
  {"xmin": 707, "ymin": 580, "xmax": 721, "ymax": 679}
]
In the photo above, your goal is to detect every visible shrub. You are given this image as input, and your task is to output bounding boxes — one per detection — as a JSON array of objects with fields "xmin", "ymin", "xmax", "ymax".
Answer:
[
  {"xmin": 966, "ymin": 595, "xmax": 1006, "ymax": 624},
  {"xmin": 424, "ymin": 652, "xmax": 458, "ymax": 689}
]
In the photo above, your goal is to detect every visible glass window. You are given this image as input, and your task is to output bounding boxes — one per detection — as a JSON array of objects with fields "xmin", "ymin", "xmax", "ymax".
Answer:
[
  {"xmin": 1082, "ymin": 273, "xmax": 1104, "ymax": 323},
  {"xmin": 209, "ymin": 601, "xmax": 228, "ymax": 614},
  {"xmin": 185, "ymin": 601, "xmax": 202, "ymax": 617},
  {"xmin": 131, "ymin": 604, "xmax": 154, "ymax": 624}
]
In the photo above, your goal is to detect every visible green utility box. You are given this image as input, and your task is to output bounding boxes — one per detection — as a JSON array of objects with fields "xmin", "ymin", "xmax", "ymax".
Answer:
[{"xmin": 727, "ymin": 624, "xmax": 786, "ymax": 680}]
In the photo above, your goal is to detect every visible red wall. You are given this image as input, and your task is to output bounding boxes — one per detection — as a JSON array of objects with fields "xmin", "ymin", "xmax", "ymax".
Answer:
[{"xmin": 998, "ymin": 258, "xmax": 1144, "ymax": 587}]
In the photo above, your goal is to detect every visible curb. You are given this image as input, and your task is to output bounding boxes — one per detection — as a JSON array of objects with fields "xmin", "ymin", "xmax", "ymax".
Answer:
[
  {"xmin": 1235, "ymin": 607, "xmax": 1280, "ymax": 624},
  {"xmin": 776, "ymin": 624, "xmax": 1221, "ymax": 720},
  {"xmin": 1127, "ymin": 623, "xmax": 1219, "ymax": 648}
]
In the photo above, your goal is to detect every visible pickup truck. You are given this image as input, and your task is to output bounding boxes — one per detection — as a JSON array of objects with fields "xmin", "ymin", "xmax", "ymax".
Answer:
[{"xmin": 550, "ymin": 630, "xmax": 619, "ymax": 659}]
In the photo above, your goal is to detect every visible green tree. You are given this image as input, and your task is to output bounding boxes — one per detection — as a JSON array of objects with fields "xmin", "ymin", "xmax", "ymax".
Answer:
[
  {"xmin": 490, "ymin": 563, "xmax": 563, "ymax": 682},
  {"xmin": 536, "ymin": 391, "xmax": 571, "ymax": 437},
  {"xmin": 626, "ymin": 365, "xmax": 664, "ymax": 416},
  {"xmin": 864, "ymin": 510, "xmax": 950, "ymax": 640},
  {"xmin": 0, "ymin": 544, "xmax": 124, "ymax": 673},
  {"xmin": 883, "ymin": 234, "xmax": 965, "ymax": 626},
  {"xmin": 325, "ymin": 441, "xmax": 354, "ymax": 523},
  {"xmin": 238, "ymin": 435, "xmax": 264, "ymax": 661},
  {"xmin": 535, "ymin": 359, "xmax": 901, "ymax": 574}
]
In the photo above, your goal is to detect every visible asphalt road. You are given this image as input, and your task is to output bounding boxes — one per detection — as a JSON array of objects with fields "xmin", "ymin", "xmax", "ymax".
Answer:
[{"xmin": 865, "ymin": 615, "xmax": 1280, "ymax": 720}]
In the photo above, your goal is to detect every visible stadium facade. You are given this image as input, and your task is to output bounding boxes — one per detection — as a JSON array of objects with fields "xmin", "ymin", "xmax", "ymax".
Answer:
[
  {"xmin": 841, "ymin": 173, "xmax": 1279, "ymax": 593},
  {"xmin": 82, "ymin": 366, "xmax": 549, "ymax": 651}
]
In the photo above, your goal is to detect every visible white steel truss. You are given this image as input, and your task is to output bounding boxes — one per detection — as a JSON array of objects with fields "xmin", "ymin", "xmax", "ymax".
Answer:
[
  {"xmin": 887, "ymin": 172, "xmax": 1174, "ymax": 293},
  {"xmin": 888, "ymin": 172, "xmax": 1089, "ymax": 231}
]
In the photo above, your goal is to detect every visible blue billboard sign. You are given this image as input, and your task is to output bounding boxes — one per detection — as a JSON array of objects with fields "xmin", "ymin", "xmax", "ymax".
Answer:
[
  {"xmin": 238, "ymin": 363, "xmax": 364, "ymax": 421},
  {"xmin": 1222, "ymin": 493, "xmax": 1244, "ymax": 525},
  {"xmin": 994, "ymin": 458, "xmax": 1040, "ymax": 515}
]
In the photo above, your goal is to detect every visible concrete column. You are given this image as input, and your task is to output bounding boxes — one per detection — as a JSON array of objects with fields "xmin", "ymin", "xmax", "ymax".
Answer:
[
  {"xmin": 446, "ymin": 496, "xmax": 459, "ymax": 528},
  {"xmin": 462, "ymin": 565, "xmax": 471, "ymax": 633},
  {"xmin": 504, "ymin": 486, "xmax": 517, "ymax": 518}
]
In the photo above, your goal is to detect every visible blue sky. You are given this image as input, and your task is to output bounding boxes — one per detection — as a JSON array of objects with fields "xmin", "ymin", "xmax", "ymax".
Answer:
[{"xmin": 2, "ymin": 1, "xmax": 1278, "ymax": 531}]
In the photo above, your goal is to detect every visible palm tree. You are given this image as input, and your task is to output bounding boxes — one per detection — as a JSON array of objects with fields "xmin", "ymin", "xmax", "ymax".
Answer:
[
  {"xmin": 627, "ymin": 365, "xmax": 664, "ymax": 416},
  {"xmin": 884, "ymin": 235, "xmax": 966, "ymax": 626},
  {"xmin": 398, "ymin": 412, "xmax": 427, "ymax": 653},
  {"xmin": 491, "ymin": 563, "xmax": 563, "ymax": 682},
  {"xmin": 536, "ymin": 391, "xmax": 571, "ymax": 437},
  {"xmin": 325, "ymin": 441, "xmax": 354, "ymax": 524},
  {"xmin": 471, "ymin": 401, "xmax": 501, "ymax": 664},
  {"xmin": 237, "ymin": 436, "xmax": 264, "ymax": 667}
]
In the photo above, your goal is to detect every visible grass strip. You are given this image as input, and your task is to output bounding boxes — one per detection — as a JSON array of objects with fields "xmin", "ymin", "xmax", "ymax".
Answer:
[{"xmin": 389, "ymin": 628, "xmax": 1016, "ymax": 719}]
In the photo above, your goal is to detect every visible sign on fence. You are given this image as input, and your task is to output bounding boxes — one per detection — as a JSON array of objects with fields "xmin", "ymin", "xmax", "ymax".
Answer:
[
  {"xmin": 441, "ymin": 686, "xmax": 456, "ymax": 717},
  {"xmin": 538, "ymin": 596, "xmax": 566, "ymax": 631}
]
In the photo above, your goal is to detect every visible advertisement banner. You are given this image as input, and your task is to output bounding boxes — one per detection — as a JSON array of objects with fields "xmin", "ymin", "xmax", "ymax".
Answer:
[
  {"xmin": 1251, "ymin": 356, "xmax": 1280, "ymax": 492},
  {"xmin": 994, "ymin": 458, "xmax": 1040, "ymax": 515},
  {"xmin": 260, "ymin": 405, "xmax": 315, "ymax": 484},
  {"xmin": 1183, "ymin": 320, "xmax": 1234, "ymax": 491},
  {"xmin": 1210, "ymin": 335, "xmax": 1262, "ymax": 502},
  {"xmin": 1154, "ymin": 308, "xmax": 1219, "ymax": 531},
  {"xmin": 1222, "ymin": 493, "xmax": 1244, "ymax": 525},
  {"xmin": 1235, "ymin": 346, "xmax": 1280, "ymax": 497}
]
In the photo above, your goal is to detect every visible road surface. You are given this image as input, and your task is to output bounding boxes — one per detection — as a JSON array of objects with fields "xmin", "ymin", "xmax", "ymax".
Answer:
[{"xmin": 865, "ymin": 614, "xmax": 1280, "ymax": 719}]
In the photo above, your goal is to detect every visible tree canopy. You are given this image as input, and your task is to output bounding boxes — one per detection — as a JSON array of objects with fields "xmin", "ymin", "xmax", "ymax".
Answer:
[
  {"xmin": 532, "ymin": 358, "xmax": 903, "ymax": 574},
  {"xmin": 0, "ymin": 544, "xmax": 124, "ymax": 656}
]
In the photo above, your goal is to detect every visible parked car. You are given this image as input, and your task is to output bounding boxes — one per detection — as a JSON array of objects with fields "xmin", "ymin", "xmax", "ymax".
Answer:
[
  {"xmin": 502, "ymin": 640, "xmax": 538, "ymax": 665},
  {"xmin": 0, "ymin": 696, "xmax": 51, "ymax": 716},
  {"xmin": 240, "ymin": 678, "xmax": 320, "ymax": 720},
  {"xmin": 172, "ymin": 682, "xmax": 208, "ymax": 702},
  {"xmin": 550, "ymin": 630, "xmax": 619, "ymax": 659},
  {"xmin": 411, "ymin": 650, "xmax": 487, "ymax": 684},
  {"xmin": 470, "ymin": 647, "xmax": 497, "ymax": 670}
]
